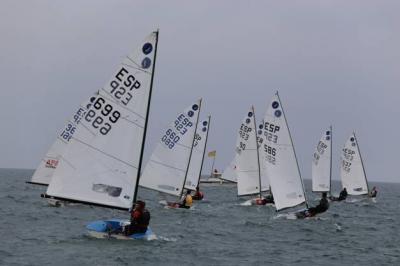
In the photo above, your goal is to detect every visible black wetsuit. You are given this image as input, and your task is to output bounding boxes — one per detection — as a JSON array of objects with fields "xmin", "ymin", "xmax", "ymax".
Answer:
[
  {"xmin": 125, "ymin": 209, "xmax": 150, "ymax": 235},
  {"xmin": 338, "ymin": 190, "xmax": 348, "ymax": 201},
  {"xmin": 370, "ymin": 190, "xmax": 377, "ymax": 198},
  {"xmin": 304, "ymin": 197, "xmax": 329, "ymax": 217},
  {"xmin": 265, "ymin": 194, "xmax": 274, "ymax": 204}
]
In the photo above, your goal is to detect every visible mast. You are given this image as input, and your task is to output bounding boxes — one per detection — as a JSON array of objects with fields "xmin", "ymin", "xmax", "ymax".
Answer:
[
  {"xmin": 196, "ymin": 115, "xmax": 211, "ymax": 188},
  {"xmin": 353, "ymin": 132, "xmax": 370, "ymax": 194},
  {"xmin": 252, "ymin": 106, "xmax": 262, "ymax": 198},
  {"xmin": 133, "ymin": 30, "xmax": 159, "ymax": 204},
  {"xmin": 329, "ymin": 125, "xmax": 333, "ymax": 195},
  {"xmin": 276, "ymin": 91, "xmax": 309, "ymax": 208},
  {"xmin": 180, "ymin": 99, "xmax": 202, "ymax": 198}
]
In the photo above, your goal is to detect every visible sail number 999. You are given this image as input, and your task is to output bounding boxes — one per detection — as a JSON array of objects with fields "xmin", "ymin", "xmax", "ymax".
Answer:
[{"xmin": 85, "ymin": 97, "xmax": 121, "ymax": 135}]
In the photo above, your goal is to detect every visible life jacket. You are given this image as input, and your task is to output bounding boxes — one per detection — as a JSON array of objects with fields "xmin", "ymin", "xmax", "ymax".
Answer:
[
  {"xmin": 185, "ymin": 195, "xmax": 193, "ymax": 207},
  {"xmin": 193, "ymin": 191, "xmax": 204, "ymax": 200},
  {"xmin": 132, "ymin": 209, "xmax": 150, "ymax": 227}
]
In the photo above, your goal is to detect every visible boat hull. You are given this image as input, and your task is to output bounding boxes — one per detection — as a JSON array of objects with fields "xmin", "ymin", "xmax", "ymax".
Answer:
[{"xmin": 86, "ymin": 219, "xmax": 155, "ymax": 240}]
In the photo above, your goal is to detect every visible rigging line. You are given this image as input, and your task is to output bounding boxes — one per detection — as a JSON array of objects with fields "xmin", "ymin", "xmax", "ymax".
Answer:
[
  {"xmin": 57, "ymin": 122, "xmax": 97, "ymax": 145},
  {"xmin": 100, "ymin": 88, "xmax": 146, "ymax": 120},
  {"xmin": 175, "ymin": 141, "xmax": 192, "ymax": 150},
  {"xmin": 72, "ymin": 137, "xmax": 138, "ymax": 169},
  {"xmin": 148, "ymin": 159, "xmax": 186, "ymax": 173},
  {"xmin": 121, "ymin": 62, "xmax": 152, "ymax": 75}
]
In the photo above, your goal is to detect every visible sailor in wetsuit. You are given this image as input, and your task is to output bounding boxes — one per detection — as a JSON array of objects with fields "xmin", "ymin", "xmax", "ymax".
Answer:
[
  {"xmin": 369, "ymin": 186, "xmax": 378, "ymax": 198},
  {"xmin": 192, "ymin": 186, "xmax": 204, "ymax": 200},
  {"xmin": 307, "ymin": 192, "xmax": 329, "ymax": 216},
  {"xmin": 330, "ymin": 187, "xmax": 348, "ymax": 201},
  {"xmin": 338, "ymin": 187, "xmax": 348, "ymax": 201},
  {"xmin": 124, "ymin": 200, "xmax": 150, "ymax": 236},
  {"xmin": 297, "ymin": 192, "xmax": 329, "ymax": 218},
  {"xmin": 179, "ymin": 190, "xmax": 193, "ymax": 209}
]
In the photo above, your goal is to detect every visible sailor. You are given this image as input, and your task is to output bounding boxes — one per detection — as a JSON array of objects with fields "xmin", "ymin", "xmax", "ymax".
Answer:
[
  {"xmin": 369, "ymin": 186, "xmax": 378, "ymax": 198},
  {"xmin": 192, "ymin": 186, "xmax": 204, "ymax": 200},
  {"xmin": 265, "ymin": 193, "xmax": 274, "ymax": 204},
  {"xmin": 338, "ymin": 187, "xmax": 348, "ymax": 201},
  {"xmin": 255, "ymin": 194, "xmax": 274, "ymax": 205},
  {"xmin": 124, "ymin": 200, "xmax": 150, "ymax": 236},
  {"xmin": 306, "ymin": 192, "xmax": 329, "ymax": 217},
  {"xmin": 179, "ymin": 190, "xmax": 193, "ymax": 209}
]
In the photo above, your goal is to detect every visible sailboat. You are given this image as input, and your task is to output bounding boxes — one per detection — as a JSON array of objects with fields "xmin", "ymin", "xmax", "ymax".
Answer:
[
  {"xmin": 220, "ymin": 157, "xmax": 238, "ymax": 183},
  {"xmin": 185, "ymin": 116, "xmax": 211, "ymax": 200},
  {"xmin": 339, "ymin": 132, "xmax": 370, "ymax": 197},
  {"xmin": 235, "ymin": 107, "xmax": 270, "ymax": 205},
  {"xmin": 312, "ymin": 126, "xmax": 332, "ymax": 194},
  {"xmin": 261, "ymin": 92, "xmax": 309, "ymax": 215},
  {"xmin": 40, "ymin": 31, "xmax": 159, "ymax": 239},
  {"xmin": 139, "ymin": 99, "xmax": 202, "ymax": 209}
]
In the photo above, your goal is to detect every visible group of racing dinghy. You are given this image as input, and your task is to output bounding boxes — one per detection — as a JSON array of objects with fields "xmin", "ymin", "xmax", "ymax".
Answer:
[{"xmin": 26, "ymin": 30, "xmax": 376, "ymax": 240}]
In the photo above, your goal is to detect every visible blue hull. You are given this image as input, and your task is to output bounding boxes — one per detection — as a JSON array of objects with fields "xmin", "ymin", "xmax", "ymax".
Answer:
[{"xmin": 86, "ymin": 219, "xmax": 152, "ymax": 239}]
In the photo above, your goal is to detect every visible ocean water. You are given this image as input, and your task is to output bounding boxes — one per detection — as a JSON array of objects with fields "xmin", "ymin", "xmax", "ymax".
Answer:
[{"xmin": 0, "ymin": 168, "xmax": 399, "ymax": 266}]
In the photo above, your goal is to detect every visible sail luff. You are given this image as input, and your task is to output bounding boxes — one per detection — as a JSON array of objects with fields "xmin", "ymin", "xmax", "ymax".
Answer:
[
  {"xmin": 180, "ymin": 99, "xmax": 202, "ymax": 197},
  {"xmin": 196, "ymin": 115, "xmax": 211, "ymax": 188},
  {"xmin": 252, "ymin": 106, "xmax": 262, "ymax": 198},
  {"xmin": 353, "ymin": 132, "xmax": 370, "ymax": 193},
  {"xmin": 276, "ymin": 92, "xmax": 308, "ymax": 208},
  {"xmin": 329, "ymin": 125, "xmax": 333, "ymax": 194},
  {"xmin": 133, "ymin": 30, "xmax": 159, "ymax": 204}
]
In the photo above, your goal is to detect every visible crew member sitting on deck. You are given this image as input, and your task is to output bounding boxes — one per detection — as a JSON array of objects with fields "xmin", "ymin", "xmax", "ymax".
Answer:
[
  {"xmin": 304, "ymin": 192, "xmax": 329, "ymax": 217},
  {"xmin": 124, "ymin": 200, "xmax": 150, "ymax": 236},
  {"xmin": 179, "ymin": 190, "xmax": 193, "ymax": 209},
  {"xmin": 338, "ymin": 187, "xmax": 348, "ymax": 201},
  {"xmin": 369, "ymin": 186, "xmax": 378, "ymax": 198},
  {"xmin": 330, "ymin": 187, "xmax": 348, "ymax": 201},
  {"xmin": 254, "ymin": 194, "xmax": 274, "ymax": 205},
  {"xmin": 192, "ymin": 186, "xmax": 204, "ymax": 200}
]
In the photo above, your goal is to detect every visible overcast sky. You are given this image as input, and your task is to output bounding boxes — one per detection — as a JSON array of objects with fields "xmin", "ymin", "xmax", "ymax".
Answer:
[{"xmin": 0, "ymin": 0, "xmax": 399, "ymax": 183}]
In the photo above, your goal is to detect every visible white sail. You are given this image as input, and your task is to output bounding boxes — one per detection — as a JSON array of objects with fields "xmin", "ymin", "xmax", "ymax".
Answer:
[
  {"xmin": 31, "ymin": 97, "xmax": 95, "ymax": 185},
  {"xmin": 236, "ymin": 108, "xmax": 261, "ymax": 196},
  {"xmin": 312, "ymin": 127, "xmax": 332, "ymax": 192},
  {"xmin": 140, "ymin": 100, "xmax": 201, "ymax": 197},
  {"xmin": 340, "ymin": 133, "xmax": 369, "ymax": 195},
  {"xmin": 257, "ymin": 122, "xmax": 270, "ymax": 192},
  {"xmin": 184, "ymin": 117, "xmax": 210, "ymax": 191},
  {"xmin": 45, "ymin": 32, "xmax": 158, "ymax": 210},
  {"xmin": 220, "ymin": 157, "xmax": 238, "ymax": 183},
  {"xmin": 261, "ymin": 92, "xmax": 306, "ymax": 211}
]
